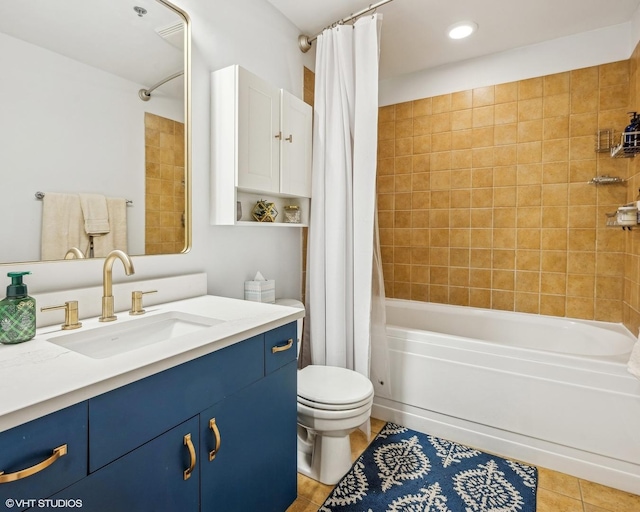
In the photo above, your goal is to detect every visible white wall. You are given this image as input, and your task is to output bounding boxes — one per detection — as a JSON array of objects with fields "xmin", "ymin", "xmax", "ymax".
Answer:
[
  {"xmin": 380, "ymin": 21, "xmax": 638, "ymax": 106},
  {"xmin": 0, "ymin": 32, "xmax": 183, "ymax": 261},
  {"xmin": 185, "ymin": 0, "xmax": 314, "ymax": 300},
  {"xmin": 0, "ymin": 0, "xmax": 313, "ymax": 305}
]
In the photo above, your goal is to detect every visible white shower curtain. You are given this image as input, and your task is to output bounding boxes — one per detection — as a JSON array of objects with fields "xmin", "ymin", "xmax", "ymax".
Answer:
[{"xmin": 305, "ymin": 13, "xmax": 391, "ymax": 398}]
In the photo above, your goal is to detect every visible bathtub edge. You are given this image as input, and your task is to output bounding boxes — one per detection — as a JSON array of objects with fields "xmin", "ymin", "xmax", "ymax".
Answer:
[{"xmin": 372, "ymin": 398, "xmax": 640, "ymax": 495}]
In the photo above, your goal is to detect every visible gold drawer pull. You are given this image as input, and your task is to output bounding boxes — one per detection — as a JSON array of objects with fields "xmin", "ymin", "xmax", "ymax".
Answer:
[
  {"xmin": 272, "ymin": 338, "xmax": 294, "ymax": 354},
  {"xmin": 183, "ymin": 434, "xmax": 196, "ymax": 480},
  {"xmin": 208, "ymin": 418, "xmax": 221, "ymax": 462},
  {"xmin": 0, "ymin": 444, "xmax": 67, "ymax": 484}
]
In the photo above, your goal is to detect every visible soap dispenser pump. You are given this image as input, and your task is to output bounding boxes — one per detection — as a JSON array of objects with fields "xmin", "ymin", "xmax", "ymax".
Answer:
[{"xmin": 0, "ymin": 271, "xmax": 36, "ymax": 344}]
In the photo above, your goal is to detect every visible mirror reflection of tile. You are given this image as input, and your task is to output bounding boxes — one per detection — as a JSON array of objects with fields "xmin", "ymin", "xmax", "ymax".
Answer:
[{"xmin": 144, "ymin": 112, "xmax": 186, "ymax": 255}]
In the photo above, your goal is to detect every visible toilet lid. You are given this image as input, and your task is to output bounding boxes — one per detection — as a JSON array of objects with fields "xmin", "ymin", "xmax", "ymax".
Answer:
[{"xmin": 297, "ymin": 365, "xmax": 374, "ymax": 407}]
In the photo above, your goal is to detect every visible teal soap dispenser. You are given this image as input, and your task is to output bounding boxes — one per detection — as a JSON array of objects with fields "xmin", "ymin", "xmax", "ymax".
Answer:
[{"xmin": 0, "ymin": 271, "xmax": 36, "ymax": 344}]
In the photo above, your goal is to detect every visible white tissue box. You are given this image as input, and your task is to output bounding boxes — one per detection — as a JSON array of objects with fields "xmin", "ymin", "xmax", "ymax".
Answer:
[{"xmin": 244, "ymin": 279, "xmax": 275, "ymax": 303}]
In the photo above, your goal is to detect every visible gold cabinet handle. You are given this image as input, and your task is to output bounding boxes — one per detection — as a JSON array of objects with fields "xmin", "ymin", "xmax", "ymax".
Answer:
[
  {"xmin": 275, "ymin": 131, "xmax": 282, "ymax": 140},
  {"xmin": 285, "ymin": 134, "xmax": 293, "ymax": 143},
  {"xmin": 183, "ymin": 434, "xmax": 196, "ymax": 481},
  {"xmin": 208, "ymin": 418, "xmax": 221, "ymax": 462},
  {"xmin": 0, "ymin": 444, "xmax": 67, "ymax": 484},
  {"xmin": 272, "ymin": 338, "xmax": 294, "ymax": 354}
]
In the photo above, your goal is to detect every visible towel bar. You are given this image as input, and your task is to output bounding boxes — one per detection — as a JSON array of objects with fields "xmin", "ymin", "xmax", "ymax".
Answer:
[{"xmin": 35, "ymin": 192, "xmax": 133, "ymax": 206}]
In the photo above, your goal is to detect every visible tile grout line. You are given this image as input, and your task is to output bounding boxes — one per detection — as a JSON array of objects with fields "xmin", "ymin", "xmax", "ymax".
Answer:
[{"xmin": 578, "ymin": 479, "xmax": 588, "ymax": 512}]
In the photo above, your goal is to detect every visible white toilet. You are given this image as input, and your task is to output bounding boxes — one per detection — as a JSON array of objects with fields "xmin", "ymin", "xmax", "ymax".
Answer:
[
  {"xmin": 297, "ymin": 365, "xmax": 374, "ymax": 484},
  {"xmin": 275, "ymin": 299, "xmax": 375, "ymax": 485}
]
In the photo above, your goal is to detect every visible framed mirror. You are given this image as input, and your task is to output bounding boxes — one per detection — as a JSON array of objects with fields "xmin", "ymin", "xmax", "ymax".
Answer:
[{"xmin": 0, "ymin": 0, "xmax": 191, "ymax": 263}]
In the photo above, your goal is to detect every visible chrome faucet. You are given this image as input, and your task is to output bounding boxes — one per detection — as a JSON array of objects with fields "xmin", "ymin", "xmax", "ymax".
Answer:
[{"xmin": 99, "ymin": 250, "xmax": 135, "ymax": 322}]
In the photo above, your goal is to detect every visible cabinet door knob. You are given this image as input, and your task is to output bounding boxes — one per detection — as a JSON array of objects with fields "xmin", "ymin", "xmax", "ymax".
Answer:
[
  {"xmin": 208, "ymin": 418, "xmax": 221, "ymax": 462},
  {"xmin": 183, "ymin": 433, "xmax": 196, "ymax": 480},
  {"xmin": 272, "ymin": 338, "xmax": 294, "ymax": 354},
  {"xmin": 285, "ymin": 134, "xmax": 293, "ymax": 143},
  {"xmin": 0, "ymin": 444, "xmax": 67, "ymax": 484},
  {"xmin": 275, "ymin": 131, "xmax": 282, "ymax": 140}
]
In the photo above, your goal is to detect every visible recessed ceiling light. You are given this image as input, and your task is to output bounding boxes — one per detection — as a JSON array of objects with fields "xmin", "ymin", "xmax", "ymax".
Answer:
[{"xmin": 448, "ymin": 21, "xmax": 478, "ymax": 40}]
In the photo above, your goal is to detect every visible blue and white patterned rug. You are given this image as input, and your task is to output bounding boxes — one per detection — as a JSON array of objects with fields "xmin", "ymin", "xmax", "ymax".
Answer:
[{"xmin": 319, "ymin": 422, "xmax": 537, "ymax": 512}]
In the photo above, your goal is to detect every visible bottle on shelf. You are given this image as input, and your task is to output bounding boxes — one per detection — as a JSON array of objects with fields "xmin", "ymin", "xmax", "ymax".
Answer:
[{"xmin": 624, "ymin": 112, "xmax": 640, "ymax": 148}]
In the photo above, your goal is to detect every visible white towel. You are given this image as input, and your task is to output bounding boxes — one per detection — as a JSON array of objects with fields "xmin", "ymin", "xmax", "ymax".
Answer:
[
  {"xmin": 93, "ymin": 198, "xmax": 128, "ymax": 257},
  {"xmin": 628, "ymin": 340, "xmax": 640, "ymax": 380},
  {"xmin": 79, "ymin": 193, "xmax": 110, "ymax": 235},
  {"xmin": 41, "ymin": 193, "xmax": 90, "ymax": 260}
]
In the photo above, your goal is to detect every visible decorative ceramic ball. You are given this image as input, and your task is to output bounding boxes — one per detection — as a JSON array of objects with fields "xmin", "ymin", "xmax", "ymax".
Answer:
[{"xmin": 252, "ymin": 200, "xmax": 278, "ymax": 222}]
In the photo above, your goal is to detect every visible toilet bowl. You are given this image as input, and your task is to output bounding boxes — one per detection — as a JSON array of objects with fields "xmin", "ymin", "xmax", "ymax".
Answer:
[{"xmin": 296, "ymin": 364, "xmax": 374, "ymax": 485}]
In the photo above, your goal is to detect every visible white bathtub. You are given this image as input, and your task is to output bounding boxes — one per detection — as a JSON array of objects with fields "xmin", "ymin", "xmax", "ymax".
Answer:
[{"xmin": 371, "ymin": 298, "xmax": 640, "ymax": 494}]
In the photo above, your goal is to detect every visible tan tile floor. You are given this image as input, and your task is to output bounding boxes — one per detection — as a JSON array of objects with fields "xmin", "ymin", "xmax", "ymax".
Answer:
[{"xmin": 287, "ymin": 418, "xmax": 640, "ymax": 512}]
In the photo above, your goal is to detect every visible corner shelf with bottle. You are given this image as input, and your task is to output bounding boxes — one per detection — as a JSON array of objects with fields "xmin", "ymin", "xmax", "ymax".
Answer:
[
  {"xmin": 593, "ymin": 112, "xmax": 640, "ymax": 229},
  {"xmin": 606, "ymin": 204, "xmax": 638, "ymax": 230},
  {"xmin": 596, "ymin": 111, "xmax": 640, "ymax": 159},
  {"xmin": 604, "ymin": 186, "xmax": 640, "ymax": 230}
]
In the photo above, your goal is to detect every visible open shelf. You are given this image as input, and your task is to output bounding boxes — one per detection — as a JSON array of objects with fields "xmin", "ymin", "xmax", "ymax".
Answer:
[{"xmin": 236, "ymin": 190, "xmax": 309, "ymax": 227}]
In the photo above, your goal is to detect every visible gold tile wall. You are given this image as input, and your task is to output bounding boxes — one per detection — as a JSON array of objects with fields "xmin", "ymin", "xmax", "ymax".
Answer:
[
  {"xmin": 377, "ymin": 62, "xmax": 632, "ymax": 322},
  {"xmin": 144, "ymin": 112, "xmax": 186, "ymax": 255},
  {"xmin": 624, "ymin": 43, "xmax": 640, "ymax": 335}
]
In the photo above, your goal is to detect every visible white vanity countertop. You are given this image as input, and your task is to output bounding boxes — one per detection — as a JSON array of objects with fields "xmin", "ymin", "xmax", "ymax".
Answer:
[{"xmin": 0, "ymin": 294, "xmax": 304, "ymax": 432}]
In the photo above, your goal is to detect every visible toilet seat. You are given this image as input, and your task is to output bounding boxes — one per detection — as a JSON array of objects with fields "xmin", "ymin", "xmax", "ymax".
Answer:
[
  {"xmin": 297, "ymin": 394, "xmax": 372, "ymax": 411},
  {"xmin": 297, "ymin": 399, "xmax": 372, "ymax": 421},
  {"xmin": 297, "ymin": 365, "xmax": 374, "ymax": 410}
]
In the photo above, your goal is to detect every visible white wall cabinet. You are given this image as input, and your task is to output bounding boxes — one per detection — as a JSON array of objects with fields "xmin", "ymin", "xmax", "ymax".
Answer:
[
  {"xmin": 235, "ymin": 67, "xmax": 280, "ymax": 194},
  {"xmin": 211, "ymin": 65, "xmax": 312, "ymax": 226},
  {"xmin": 280, "ymin": 89, "xmax": 312, "ymax": 198}
]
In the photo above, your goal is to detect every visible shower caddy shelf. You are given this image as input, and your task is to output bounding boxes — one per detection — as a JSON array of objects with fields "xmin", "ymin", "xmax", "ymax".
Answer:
[
  {"xmin": 593, "ymin": 129, "xmax": 638, "ymax": 229},
  {"xmin": 604, "ymin": 210, "xmax": 637, "ymax": 230},
  {"xmin": 595, "ymin": 128, "xmax": 640, "ymax": 158}
]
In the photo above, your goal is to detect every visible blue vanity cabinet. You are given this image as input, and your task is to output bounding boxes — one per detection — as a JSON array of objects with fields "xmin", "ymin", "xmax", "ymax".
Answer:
[
  {"xmin": 52, "ymin": 416, "xmax": 200, "ymax": 512},
  {"xmin": 201, "ymin": 321, "xmax": 297, "ymax": 511},
  {"xmin": 1, "ymin": 322, "xmax": 298, "ymax": 511},
  {"xmin": 0, "ymin": 402, "xmax": 88, "ymax": 511},
  {"xmin": 88, "ymin": 334, "xmax": 264, "ymax": 472}
]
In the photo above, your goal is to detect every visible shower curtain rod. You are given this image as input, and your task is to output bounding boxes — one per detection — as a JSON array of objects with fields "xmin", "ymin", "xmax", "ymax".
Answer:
[
  {"xmin": 298, "ymin": 0, "xmax": 394, "ymax": 53},
  {"xmin": 138, "ymin": 70, "xmax": 184, "ymax": 101}
]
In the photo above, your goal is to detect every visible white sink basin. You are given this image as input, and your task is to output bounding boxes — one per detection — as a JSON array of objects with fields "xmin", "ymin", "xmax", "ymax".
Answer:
[{"xmin": 48, "ymin": 311, "xmax": 224, "ymax": 359}]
